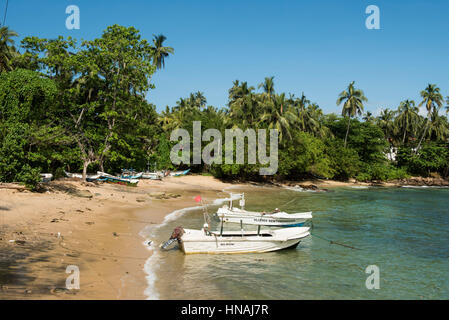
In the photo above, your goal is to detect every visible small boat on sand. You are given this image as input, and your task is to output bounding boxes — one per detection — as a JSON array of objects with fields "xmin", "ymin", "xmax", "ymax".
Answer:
[
  {"xmin": 97, "ymin": 171, "xmax": 139, "ymax": 186},
  {"xmin": 216, "ymin": 193, "xmax": 312, "ymax": 227},
  {"xmin": 64, "ymin": 171, "xmax": 100, "ymax": 182},
  {"xmin": 169, "ymin": 169, "xmax": 190, "ymax": 177},
  {"xmin": 141, "ymin": 171, "xmax": 164, "ymax": 180},
  {"xmin": 40, "ymin": 173, "xmax": 53, "ymax": 183},
  {"xmin": 120, "ymin": 172, "xmax": 143, "ymax": 179}
]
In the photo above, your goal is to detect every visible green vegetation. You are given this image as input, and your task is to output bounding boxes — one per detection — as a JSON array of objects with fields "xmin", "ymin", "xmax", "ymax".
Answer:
[{"xmin": 0, "ymin": 25, "xmax": 448, "ymax": 188}]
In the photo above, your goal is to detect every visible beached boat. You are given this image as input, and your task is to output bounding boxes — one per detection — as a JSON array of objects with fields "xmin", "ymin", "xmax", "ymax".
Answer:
[
  {"xmin": 177, "ymin": 226, "xmax": 310, "ymax": 254},
  {"xmin": 169, "ymin": 169, "xmax": 190, "ymax": 177},
  {"xmin": 141, "ymin": 171, "xmax": 163, "ymax": 180},
  {"xmin": 97, "ymin": 171, "xmax": 139, "ymax": 186},
  {"xmin": 120, "ymin": 172, "xmax": 143, "ymax": 179},
  {"xmin": 64, "ymin": 171, "xmax": 100, "ymax": 182},
  {"xmin": 40, "ymin": 173, "xmax": 53, "ymax": 183},
  {"xmin": 216, "ymin": 193, "xmax": 312, "ymax": 227}
]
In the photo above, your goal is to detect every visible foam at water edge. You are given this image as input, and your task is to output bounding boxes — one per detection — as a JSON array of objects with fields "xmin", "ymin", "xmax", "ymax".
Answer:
[
  {"xmin": 402, "ymin": 185, "xmax": 448, "ymax": 188},
  {"xmin": 140, "ymin": 191, "xmax": 243, "ymax": 300},
  {"xmin": 142, "ymin": 241, "xmax": 160, "ymax": 300},
  {"xmin": 283, "ymin": 186, "xmax": 318, "ymax": 192}
]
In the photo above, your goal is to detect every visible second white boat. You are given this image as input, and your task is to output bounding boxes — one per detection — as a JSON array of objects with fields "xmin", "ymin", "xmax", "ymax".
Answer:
[{"xmin": 216, "ymin": 193, "xmax": 312, "ymax": 227}]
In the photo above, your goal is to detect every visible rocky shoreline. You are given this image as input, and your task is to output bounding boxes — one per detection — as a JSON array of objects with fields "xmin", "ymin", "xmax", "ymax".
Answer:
[
  {"xmin": 388, "ymin": 176, "xmax": 449, "ymax": 187},
  {"xmin": 276, "ymin": 176, "xmax": 449, "ymax": 191}
]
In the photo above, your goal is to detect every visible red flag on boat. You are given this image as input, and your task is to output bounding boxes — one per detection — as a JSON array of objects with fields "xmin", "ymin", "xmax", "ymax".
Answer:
[{"xmin": 194, "ymin": 195, "xmax": 202, "ymax": 203}]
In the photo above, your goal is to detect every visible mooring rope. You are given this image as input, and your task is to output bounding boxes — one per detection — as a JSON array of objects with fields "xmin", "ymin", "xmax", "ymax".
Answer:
[{"xmin": 310, "ymin": 221, "xmax": 361, "ymax": 250}]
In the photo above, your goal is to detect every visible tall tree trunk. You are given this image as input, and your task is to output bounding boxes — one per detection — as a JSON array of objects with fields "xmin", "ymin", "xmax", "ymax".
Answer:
[
  {"xmin": 402, "ymin": 127, "xmax": 407, "ymax": 144},
  {"xmin": 415, "ymin": 120, "xmax": 429, "ymax": 155},
  {"xmin": 344, "ymin": 117, "xmax": 351, "ymax": 148},
  {"xmin": 82, "ymin": 160, "xmax": 91, "ymax": 182}
]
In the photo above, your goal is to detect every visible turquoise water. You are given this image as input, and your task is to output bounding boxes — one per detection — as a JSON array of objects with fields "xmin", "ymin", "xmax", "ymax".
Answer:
[{"xmin": 144, "ymin": 186, "xmax": 449, "ymax": 299}]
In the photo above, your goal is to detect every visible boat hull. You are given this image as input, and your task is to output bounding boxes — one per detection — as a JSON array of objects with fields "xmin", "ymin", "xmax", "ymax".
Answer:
[
  {"xmin": 217, "ymin": 208, "xmax": 312, "ymax": 226},
  {"xmin": 169, "ymin": 169, "xmax": 191, "ymax": 176},
  {"xmin": 179, "ymin": 227, "xmax": 310, "ymax": 254},
  {"xmin": 97, "ymin": 171, "xmax": 139, "ymax": 186},
  {"xmin": 142, "ymin": 172, "xmax": 163, "ymax": 180}
]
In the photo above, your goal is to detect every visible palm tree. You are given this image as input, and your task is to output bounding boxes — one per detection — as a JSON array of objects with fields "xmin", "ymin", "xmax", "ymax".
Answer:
[
  {"xmin": 0, "ymin": 26, "xmax": 18, "ymax": 72},
  {"xmin": 395, "ymin": 100, "xmax": 420, "ymax": 144},
  {"xmin": 377, "ymin": 108, "xmax": 397, "ymax": 144},
  {"xmin": 292, "ymin": 92, "xmax": 310, "ymax": 131},
  {"xmin": 159, "ymin": 106, "xmax": 174, "ymax": 131},
  {"xmin": 336, "ymin": 81, "xmax": 368, "ymax": 147},
  {"xmin": 446, "ymin": 96, "xmax": 449, "ymax": 113},
  {"xmin": 258, "ymin": 76, "xmax": 275, "ymax": 99},
  {"xmin": 363, "ymin": 111, "xmax": 375, "ymax": 123},
  {"xmin": 428, "ymin": 110, "xmax": 449, "ymax": 142},
  {"xmin": 228, "ymin": 80, "xmax": 254, "ymax": 102},
  {"xmin": 304, "ymin": 103, "xmax": 331, "ymax": 138},
  {"xmin": 415, "ymin": 84, "xmax": 444, "ymax": 153},
  {"xmin": 190, "ymin": 91, "xmax": 207, "ymax": 109},
  {"xmin": 229, "ymin": 93, "xmax": 260, "ymax": 129},
  {"xmin": 258, "ymin": 93, "xmax": 296, "ymax": 142},
  {"xmin": 151, "ymin": 34, "xmax": 174, "ymax": 70}
]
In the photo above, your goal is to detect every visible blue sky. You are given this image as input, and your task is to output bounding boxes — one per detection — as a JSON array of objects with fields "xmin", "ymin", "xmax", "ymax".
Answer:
[{"xmin": 5, "ymin": 0, "xmax": 449, "ymax": 114}]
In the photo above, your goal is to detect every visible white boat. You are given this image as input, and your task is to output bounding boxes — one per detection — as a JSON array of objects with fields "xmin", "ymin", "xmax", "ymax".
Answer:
[
  {"xmin": 120, "ymin": 172, "xmax": 143, "ymax": 179},
  {"xmin": 96, "ymin": 171, "xmax": 139, "ymax": 186},
  {"xmin": 179, "ymin": 226, "xmax": 310, "ymax": 254},
  {"xmin": 40, "ymin": 173, "xmax": 53, "ymax": 182},
  {"xmin": 64, "ymin": 171, "xmax": 100, "ymax": 181},
  {"xmin": 169, "ymin": 169, "xmax": 190, "ymax": 176},
  {"xmin": 141, "ymin": 172, "xmax": 163, "ymax": 180},
  {"xmin": 216, "ymin": 193, "xmax": 312, "ymax": 227}
]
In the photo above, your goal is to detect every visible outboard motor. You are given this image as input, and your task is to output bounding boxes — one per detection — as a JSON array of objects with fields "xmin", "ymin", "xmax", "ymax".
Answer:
[{"xmin": 160, "ymin": 226, "xmax": 185, "ymax": 250}]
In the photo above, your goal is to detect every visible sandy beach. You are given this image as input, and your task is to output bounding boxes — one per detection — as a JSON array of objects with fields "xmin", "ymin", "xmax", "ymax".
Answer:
[
  {"xmin": 0, "ymin": 175, "xmax": 244, "ymax": 299},
  {"xmin": 0, "ymin": 174, "xmax": 446, "ymax": 299}
]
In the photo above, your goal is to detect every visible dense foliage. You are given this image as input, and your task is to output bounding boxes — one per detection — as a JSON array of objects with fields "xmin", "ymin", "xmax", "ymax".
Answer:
[{"xmin": 0, "ymin": 25, "xmax": 448, "ymax": 188}]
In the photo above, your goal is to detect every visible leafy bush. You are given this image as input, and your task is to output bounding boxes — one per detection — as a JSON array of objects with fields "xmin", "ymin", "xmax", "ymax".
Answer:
[
  {"xmin": 15, "ymin": 164, "xmax": 41, "ymax": 190},
  {"xmin": 356, "ymin": 163, "xmax": 409, "ymax": 181},
  {"xmin": 325, "ymin": 139, "xmax": 360, "ymax": 180}
]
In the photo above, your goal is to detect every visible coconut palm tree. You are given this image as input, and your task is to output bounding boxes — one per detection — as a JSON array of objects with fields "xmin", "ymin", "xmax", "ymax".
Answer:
[
  {"xmin": 377, "ymin": 108, "xmax": 396, "ymax": 144},
  {"xmin": 159, "ymin": 106, "xmax": 175, "ymax": 131},
  {"xmin": 151, "ymin": 34, "xmax": 174, "ymax": 70},
  {"xmin": 395, "ymin": 100, "xmax": 420, "ymax": 144},
  {"xmin": 228, "ymin": 80, "xmax": 254, "ymax": 102},
  {"xmin": 292, "ymin": 92, "xmax": 310, "ymax": 131},
  {"xmin": 258, "ymin": 76, "xmax": 275, "ymax": 99},
  {"xmin": 0, "ymin": 26, "xmax": 18, "ymax": 72},
  {"xmin": 258, "ymin": 93, "xmax": 296, "ymax": 142},
  {"xmin": 190, "ymin": 91, "xmax": 207, "ymax": 109},
  {"xmin": 304, "ymin": 103, "xmax": 331, "ymax": 138},
  {"xmin": 336, "ymin": 81, "xmax": 368, "ymax": 147},
  {"xmin": 446, "ymin": 96, "xmax": 449, "ymax": 113},
  {"xmin": 415, "ymin": 84, "xmax": 444, "ymax": 153},
  {"xmin": 363, "ymin": 111, "xmax": 375, "ymax": 123},
  {"xmin": 428, "ymin": 109, "xmax": 449, "ymax": 142},
  {"xmin": 229, "ymin": 93, "xmax": 260, "ymax": 129}
]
